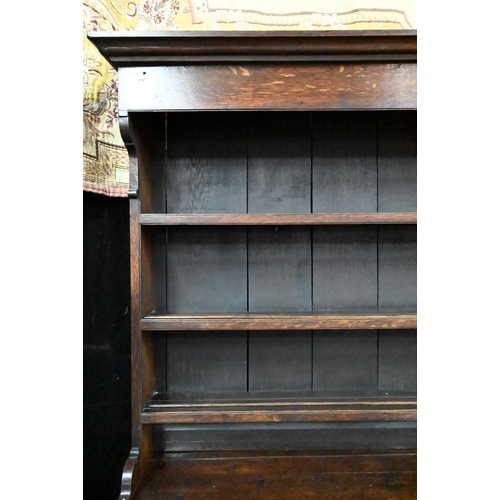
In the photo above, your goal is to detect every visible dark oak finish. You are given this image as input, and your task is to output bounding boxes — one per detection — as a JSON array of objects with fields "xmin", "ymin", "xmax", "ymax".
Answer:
[
  {"xmin": 88, "ymin": 30, "xmax": 417, "ymax": 500},
  {"xmin": 166, "ymin": 112, "xmax": 247, "ymax": 214},
  {"xmin": 248, "ymin": 113, "xmax": 311, "ymax": 213},
  {"xmin": 139, "ymin": 212, "xmax": 417, "ymax": 225},
  {"xmin": 142, "ymin": 392, "xmax": 416, "ymax": 424},
  {"xmin": 133, "ymin": 450, "xmax": 417, "ymax": 500},
  {"xmin": 118, "ymin": 63, "xmax": 416, "ymax": 111},
  {"xmin": 141, "ymin": 405, "xmax": 416, "ymax": 424},
  {"xmin": 87, "ymin": 30, "xmax": 417, "ymax": 66},
  {"xmin": 152, "ymin": 423, "xmax": 417, "ymax": 452},
  {"xmin": 140, "ymin": 312, "xmax": 417, "ymax": 330}
]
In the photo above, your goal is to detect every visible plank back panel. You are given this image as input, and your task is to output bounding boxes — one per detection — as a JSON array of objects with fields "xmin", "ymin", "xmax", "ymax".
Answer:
[
  {"xmin": 378, "ymin": 111, "xmax": 417, "ymax": 212},
  {"xmin": 248, "ymin": 226, "xmax": 311, "ymax": 312},
  {"xmin": 166, "ymin": 227, "xmax": 247, "ymax": 313},
  {"xmin": 313, "ymin": 330, "xmax": 378, "ymax": 391},
  {"xmin": 248, "ymin": 331, "xmax": 312, "ymax": 392},
  {"xmin": 378, "ymin": 330, "xmax": 417, "ymax": 391},
  {"xmin": 248, "ymin": 112, "xmax": 311, "ymax": 214},
  {"xmin": 313, "ymin": 112, "xmax": 377, "ymax": 213},
  {"xmin": 166, "ymin": 112, "xmax": 247, "ymax": 214},
  {"xmin": 313, "ymin": 226, "xmax": 378, "ymax": 311},
  {"xmin": 378, "ymin": 225, "xmax": 417, "ymax": 311},
  {"xmin": 166, "ymin": 332, "xmax": 247, "ymax": 393}
]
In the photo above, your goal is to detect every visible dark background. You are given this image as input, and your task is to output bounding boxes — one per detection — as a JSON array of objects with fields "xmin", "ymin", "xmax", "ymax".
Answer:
[{"xmin": 83, "ymin": 191, "xmax": 132, "ymax": 500}]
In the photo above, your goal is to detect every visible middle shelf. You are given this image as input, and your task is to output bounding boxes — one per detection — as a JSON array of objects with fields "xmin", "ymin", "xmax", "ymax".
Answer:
[
  {"xmin": 141, "ymin": 391, "xmax": 417, "ymax": 424},
  {"xmin": 140, "ymin": 312, "xmax": 416, "ymax": 330}
]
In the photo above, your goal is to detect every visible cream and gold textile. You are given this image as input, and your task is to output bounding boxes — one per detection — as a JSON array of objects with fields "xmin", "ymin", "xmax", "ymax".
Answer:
[{"xmin": 83, "ymin": 0, "xmax": 416, "ymax": 196}]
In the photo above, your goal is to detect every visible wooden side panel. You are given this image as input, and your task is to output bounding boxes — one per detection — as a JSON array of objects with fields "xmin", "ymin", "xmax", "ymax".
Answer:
[
  {"xmin": 313, "ymin": 227, "xmax": 377, "ymax": 311},
  {"xmin": 378, "ymin": 330, "xmax": 417, "ymax": 391},
  {"xmin": 126, "ymin": 112, "xmax": 166, "ymax": 212},
  {"xmin": 248, "ymin": 112, "xmax": 311, "ymax": 214},
  {"xmin": 166, "ymin": 227, "xmax": 247, "ymax": 314},
  {"xmin": 166, "ymin": 112, "xmax": 247, "ymax": 214},
  {"xmin": 313, "ymin": 330, "xmax": 378, "ymax": 391},
  {"xmin": 378, "ymin": 111, "xmax": 417, "ymax": 212},
  {"xmin": 129, "ymin": 199, "xmax": 142, "ymax": 448},
  {"xmin": 166, "ymin": 332, "xmax": 247, "ymax": 393},
  {"xmin": 248, "ymin": 332, "xmax": 312, "ymax": 392},
  {"xmin": 119, "ymin": 63, "xmax": 417, "ymax": 111},
  {"xmin": 141, "ymin": 227, "xmax": 166, "ymax": 316},
  {"xmin": 142, "ymin": 332, "xmax": 166, "ymax": 401},
  {"xmin": 378, "ymin": 225, "xmax": 417, "ymax": 311},
  {"xmin": 313, "ymin": 112, "xmax": 377, "ymax": 213}
]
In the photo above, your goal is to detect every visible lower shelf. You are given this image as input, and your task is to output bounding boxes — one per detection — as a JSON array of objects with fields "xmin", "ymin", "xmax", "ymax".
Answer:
[
  {"xmin": 132, "ymin": 449, "xmax": 417, "ymax": 499},
  {"xmin": 141, "ymin": 391, "xmax": 417, "ymax": 424}
]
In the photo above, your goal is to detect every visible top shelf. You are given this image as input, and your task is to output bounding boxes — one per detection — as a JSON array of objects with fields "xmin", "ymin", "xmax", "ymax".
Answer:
[{"xmin": 139, "ymin": 213, "xmax": 417, "ymax": 226}]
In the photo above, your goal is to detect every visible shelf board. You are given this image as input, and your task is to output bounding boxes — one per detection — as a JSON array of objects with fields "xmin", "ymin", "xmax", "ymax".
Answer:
[
  {"xmin": 139, "ymin": 212, "xmax": 417, "ymax": 226},
  {"xmin": 141, "ymin": 392, "xmax": 416, "ymax": 424},
  {"xmin": 149, "ymin": 390, "xmax": 416, "ymax": 405},
  {"xmin": 140, "ymin": 312, "xmax": 416, "ymax": 330}
]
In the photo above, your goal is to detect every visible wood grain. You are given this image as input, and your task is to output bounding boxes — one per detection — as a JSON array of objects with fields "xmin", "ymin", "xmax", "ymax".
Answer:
[
  {"xmin": 99, "ymin": 31, "xmax": 419, "ymax": 500},
  {"xmin": 129, "ymin": 199, "xmax": 142, "ymax": 447},
  {"xmin": 149, "ymin": 391, "xmax": 416, "ymax": 405},
  {"xmin": 133, "ymin": 450, "xmax": 417, "ymax": 500},
  {"xmin": 166, "ymin": 227, "xmax": 247, "ymax": 313},
  {"xmin": 313, "ymin": 112, "xmax": 377, "ymax": 213},
  {"xmin": 140, "ymin": 227, "xmax": 166, "ymax": 316},
  {"xmin": 88, "ymin": 30, "xmax": 417, "ymax": 66},
  {"xmin": 119, "ymin": 112, "xmax": 166, "ymax": 208},
  {"xmin": 141, "ymin": 404, "xmax": 416, "ymax": 424},
  {"xmin": 378, "ymin": 111, "xmax": 417, "ymax": 212},
  {"xmin": 166, "ymin": 112, "xmax": 247, "ymax": 214},
  {"xmin": 139, "ymin": 212, "xmax": 417, "ymax": 225},
  {"xmin": 248, "ymin": 112, "xmax": 311, "ymax": 214},
  {"xmin": 119, "ymin": 63, "xmax": 416, "ymax": 112},
  {"xmin": 140, "ymin": 313, "xmax": 417, "ymax": 330}
]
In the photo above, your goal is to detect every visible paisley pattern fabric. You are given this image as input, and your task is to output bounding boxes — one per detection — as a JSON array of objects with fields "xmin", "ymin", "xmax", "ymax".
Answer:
[{"xmin": 83, "ymin": 0, "xmax": 416, "ymax": 196}]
